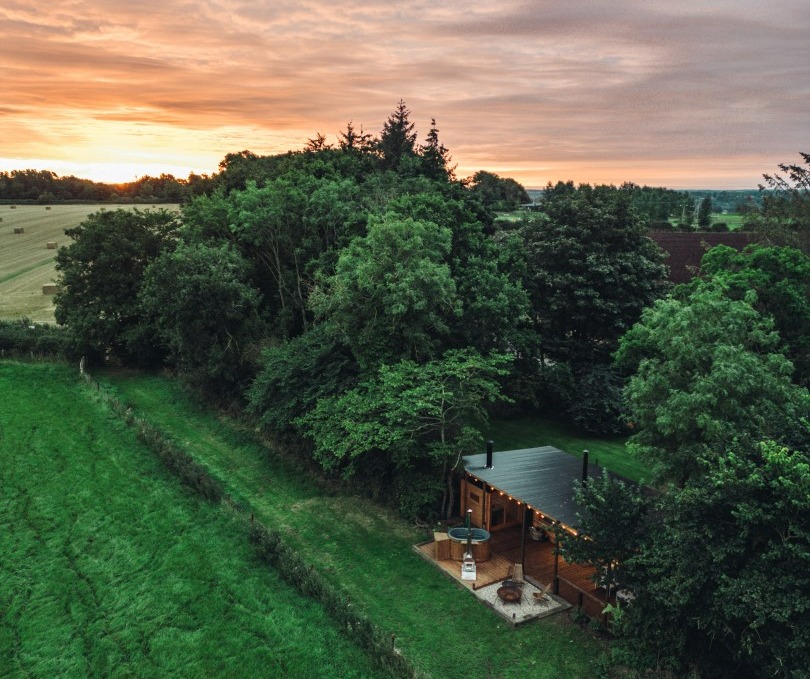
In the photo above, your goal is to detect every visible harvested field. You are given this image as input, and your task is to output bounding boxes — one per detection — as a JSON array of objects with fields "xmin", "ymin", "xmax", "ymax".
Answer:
[{"xmin": 0, "ymin": 204, "xmax": 179, "ymax": 323}]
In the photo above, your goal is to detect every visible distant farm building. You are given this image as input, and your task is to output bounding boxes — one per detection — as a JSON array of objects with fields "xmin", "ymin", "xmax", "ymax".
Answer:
[{"xmin": 649, "ymin": 231, "xmax": 760, "ymax": 284}]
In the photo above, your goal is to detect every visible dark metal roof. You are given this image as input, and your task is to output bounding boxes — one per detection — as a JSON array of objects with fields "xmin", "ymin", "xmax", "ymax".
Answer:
[{"xmin": 462, "ymin": 446, "xmax": 605, "ymax": 529}]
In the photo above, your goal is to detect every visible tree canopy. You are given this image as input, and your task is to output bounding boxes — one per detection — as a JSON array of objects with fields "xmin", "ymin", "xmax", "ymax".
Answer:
[
  {"xmin": 520, "ymin": 183, "xmax": 668, "ymax": 367},
  {"xmin": 54, "ymin": 208, "xmax": 180, "ymax": 364},
  {"xmin": 138, "ymin": 243, "xmax": 265, "ymax": 392},
  {"xmin": 297, "ymin": 349, "xmax": 512, "ymax": 518},
  {"xmin": 745, "ymin": 152, "xmax": 810, "ymax": 254},
  {"xmin": 616, "ymin": 283, "xmax": 809, "ymax": 485},
  {"xmin": 695, "ymin": 244, "xmax": 810, "ymax": 386},
  {"xmin": 618, "ymin": 441, "xmax": 810, "ymax": 679}
]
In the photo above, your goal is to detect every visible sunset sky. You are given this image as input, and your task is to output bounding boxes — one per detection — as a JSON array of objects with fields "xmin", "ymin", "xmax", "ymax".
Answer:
[{"xmin": 1, "ymin": 0, "xmax": 808, "ymax": 189}]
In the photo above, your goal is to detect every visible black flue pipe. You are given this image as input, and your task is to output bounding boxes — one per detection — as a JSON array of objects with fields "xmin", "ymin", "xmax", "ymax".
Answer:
[
  {"xmin": 485, "ymin": 440, "xmax": 494, "ymax": 468},
  {"xmin": 581, "ymin": 449, "xmax": 589, "ymax": 485}
]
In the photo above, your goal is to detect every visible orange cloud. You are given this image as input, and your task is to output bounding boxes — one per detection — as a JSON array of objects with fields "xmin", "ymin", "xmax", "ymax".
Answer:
[{"xmin": 1, "ymin": 0, "xmax": 808, "ymax": 187}]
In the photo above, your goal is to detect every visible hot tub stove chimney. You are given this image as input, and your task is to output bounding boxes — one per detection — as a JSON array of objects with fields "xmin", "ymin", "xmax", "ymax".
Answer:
[
  {"xmin": 461, "ymin": 508, "xmax": 477, "ymax": 581},
  {"xmin": 485, "ymin": 440, "xmax": 494, "ymax": 469}
]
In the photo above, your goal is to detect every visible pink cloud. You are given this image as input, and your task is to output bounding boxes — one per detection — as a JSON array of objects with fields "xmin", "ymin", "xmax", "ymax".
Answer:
[{"xmin": 1, "ymin": 0, "xmax": 808, "ymax": 186}]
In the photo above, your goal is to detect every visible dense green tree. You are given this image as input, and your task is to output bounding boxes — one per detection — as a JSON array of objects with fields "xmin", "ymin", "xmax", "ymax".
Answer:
[
  {"xmin": 467, "ymin": 170, "xmax": 530, "ymax": 211},
  {"xmin": 384, "ymin": 188, "xmax": 530, "ymax": 354},
  {"xmin": 618, "ymin": 441, "xmax": 810, "ymax": 679},
  {"xmin": 377, "ymin": 100, "xmax": 417, "ymax": 172},
  {"xmin": 309, "ymin": 212, "xmax": 461, "ymax": 368},
  {"xmin": 297, "ymin": 349, "xmax": 512, "ymax": 518},
  {"xmin": 222, "ymin": 175, "xmax": 367, "ymax": 336},
  {"xmin": 697, "ymin": 195, "xmax": 713, "ymax": 229},
  {"xmin": 566, "ymin": 364, "xmax": 628, "ymax": 435},
  {"xmin": 246, "ymin": 323, "xmax": 358, "ymax": 442},
  {"xmin": 179, "ymin": 189, "xmax": 233, "ymax": 244},
  {"xmin": 54, "ymin": 209, "xmax": 180, "ymax": 364},
  {"xmin": 696, "ymin": 244, "xmax": 810, "ymax": 385},
  {"xmin": 616, "ymin": 284, "xmax": 810, "ymax": 485},
  {"xmin": 138, "ymin": 243, "xmax": 264, "ymax": 392},
  {"xmin": 520, "ymin": 183, "xmax": 668, "ymax": 367},
  {"xmin": 419, "ymin": 118, "xmax": 453, "ymax": 181},
  {"xmin": 561, "ymin": 471, "xmax": 648, "ymax": 597},
  {"xmin": 746, "ymin": 153, "xmax": 810, "ymax": 254}
]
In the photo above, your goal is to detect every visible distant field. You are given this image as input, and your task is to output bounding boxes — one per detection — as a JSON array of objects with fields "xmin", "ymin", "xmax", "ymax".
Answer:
[
  {"xmin": 712, "ymin": 213, "xmax": 745, "ymax": 230},
  {"xmin": 0, "ymin": 204, "xmax": 178, "ymax": 323}
]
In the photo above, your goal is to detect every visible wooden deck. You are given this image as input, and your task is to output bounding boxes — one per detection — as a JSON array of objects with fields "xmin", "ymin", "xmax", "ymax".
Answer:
[{"xmin": 417, "ymin": 525, "xmax": 613, "ymax": 619}]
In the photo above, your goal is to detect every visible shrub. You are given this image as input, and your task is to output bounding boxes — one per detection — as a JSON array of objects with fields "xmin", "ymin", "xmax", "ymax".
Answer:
[{"xmin": 0, "ymin": 319, "xmax": 74, "ymax": 359}]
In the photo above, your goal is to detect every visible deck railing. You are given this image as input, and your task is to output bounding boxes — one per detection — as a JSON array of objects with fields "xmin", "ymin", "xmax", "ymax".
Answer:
[{"xmin": 555, "ymin": 576, "xmax": 610, "ymax": 624}]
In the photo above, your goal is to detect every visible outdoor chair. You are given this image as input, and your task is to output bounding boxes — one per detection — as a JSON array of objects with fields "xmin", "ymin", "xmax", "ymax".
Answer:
[{"xmin": 533, "ymin": 582, "xmax": 552, "ymax": 603}]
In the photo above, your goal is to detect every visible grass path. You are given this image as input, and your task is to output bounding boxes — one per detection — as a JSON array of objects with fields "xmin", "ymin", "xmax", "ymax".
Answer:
[
  {"xmin": 101, "ymin": 371, "xmax": 604, "ymax": 679},
  {"xmin": 0, "ymin": 362, "xmax": 394, "ymax": 679}
]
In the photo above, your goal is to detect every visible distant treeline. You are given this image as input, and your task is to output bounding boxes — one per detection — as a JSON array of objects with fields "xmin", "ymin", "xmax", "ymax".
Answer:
[
  {"xmin": 529, "ymin": 185, "xmax": 763, "ymax": 229},
  {"xmin": 0, "ymin": 169, "xmax": 214, "ymax": 203}
]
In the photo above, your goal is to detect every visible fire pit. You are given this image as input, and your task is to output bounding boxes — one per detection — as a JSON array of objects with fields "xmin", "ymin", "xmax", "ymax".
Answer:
[{"xmin": 497, "ymin": 581, "xmax": 523, "ymax": 604}]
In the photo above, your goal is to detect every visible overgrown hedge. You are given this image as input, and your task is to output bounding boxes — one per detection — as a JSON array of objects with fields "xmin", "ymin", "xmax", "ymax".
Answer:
[
  {"xmin": 84, "ymin": 370, "xmax": 419, "ymax": 679},
  {"xmin": 0, "ymin": 320, "xmax": 75, "ymax": 359}
]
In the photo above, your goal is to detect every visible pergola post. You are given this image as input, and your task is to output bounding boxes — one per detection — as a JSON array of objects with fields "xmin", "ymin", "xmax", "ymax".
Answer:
[
  {"xmin": 519, "ymin": 505, "xmax": 529, "ymax": 567},
  {"xmin": 553, "ymin": 537, "xmax": 560, "ymax": 594}
]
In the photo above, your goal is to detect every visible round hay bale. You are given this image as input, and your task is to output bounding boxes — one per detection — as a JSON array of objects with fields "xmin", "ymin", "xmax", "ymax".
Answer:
[
  {"xmin": 46, "ymin": 242, "xmax": 57, "ymax": 249},
  {"xmin": 10, "ymin": 205, "xmax": 16, "ymax": 209},
  {"xmin": 45, "ymin": 206, "xmax": 52, "ymax": 210},
  {"xmin": 13, "ymin": 227, "xmax": 24, "ymax": 234}
]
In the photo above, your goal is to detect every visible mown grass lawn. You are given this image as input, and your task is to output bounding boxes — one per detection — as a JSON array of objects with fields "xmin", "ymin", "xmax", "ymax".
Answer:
[
  {"xmin": 100, "ymin": 370, "xmax": 605, "ymax": 679},
  {"xmin": 485, "ymin": 416, "xmax": 651, "ymax": 483},
  {"xmin": 0, "ymin": 362, "xmax": 394, "ymax": 679}
]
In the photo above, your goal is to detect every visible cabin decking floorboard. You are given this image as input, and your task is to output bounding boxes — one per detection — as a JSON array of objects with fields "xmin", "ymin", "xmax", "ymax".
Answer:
[{"xmin": 416, "ymin": 525, "xmax": 612, "ymax": 623}]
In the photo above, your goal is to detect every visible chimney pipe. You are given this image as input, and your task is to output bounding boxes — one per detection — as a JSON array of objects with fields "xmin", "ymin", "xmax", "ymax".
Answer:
[
  {"xmin": 485, "ymin": 440, "xmax": 494, "ymax": 469},
  {"xmin": 581, "ymin": 449, "xmax": 589, "ymax": 485}
]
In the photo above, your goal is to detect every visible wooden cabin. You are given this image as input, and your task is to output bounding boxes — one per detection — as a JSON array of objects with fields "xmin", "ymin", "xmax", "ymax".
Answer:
[{"xmin": 460, "ymin": 445, "xmax": 600, "ymax": 537}]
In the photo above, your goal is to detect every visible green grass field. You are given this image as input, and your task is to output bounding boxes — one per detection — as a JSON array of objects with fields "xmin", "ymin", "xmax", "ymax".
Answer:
[
  {"xmin": 486, "ymin": 416, "xmax": 650, "ymax": 483},
  {"xmin": 98, "ymin": 370, "xmax": 604, "ymax": 678},
  {"xmin": 0, "ymin": 362, "xmax": 395, "ymax": 678},
  {"xmin": 0, "ymin": 204, "xmax": 178, "ymax": 323},
  {"xmin": 711, "ymin": 213, "xmax": 745, "ymax": 230}
]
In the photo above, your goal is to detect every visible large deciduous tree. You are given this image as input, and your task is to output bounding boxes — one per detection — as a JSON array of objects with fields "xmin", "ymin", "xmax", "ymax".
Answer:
[
  {"xmin": 696, "ymin": 244, "xmax": 810, "ymax": 386},
  {"xmin": 618, "ymin": 441, "xmax": 810, "ymax": 679},
  {"xmin": 297, "ymin": 349, "xmax": 512, "ymax": 518},
  {"xmin": 467, "ymin": 170, "xmax": 530, "ymax": 212},
  {"xmin": 745, "ymin": 152, "xmax": 810, "ymax": 254},
  {"xmin": 309, "ymin": 212, "xmax": 461, "ymax": 368},
  {"xmin": 138, "ymin": 243, "xmax": 264, "ymax": 393},
  {"xmin": 246, "ymin": 323, "xmax": 358, "ymax": 442},
  {"xmin": 520, "ymin": 183, "xmax": 668, "ymax": 368},
  {"xmin": 616, "ymin": 283, "xmax": 810, "ymax": 485},
  {"xmin": 54, "ymin": 208, "xmax": 179, "ymax": 364}
]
